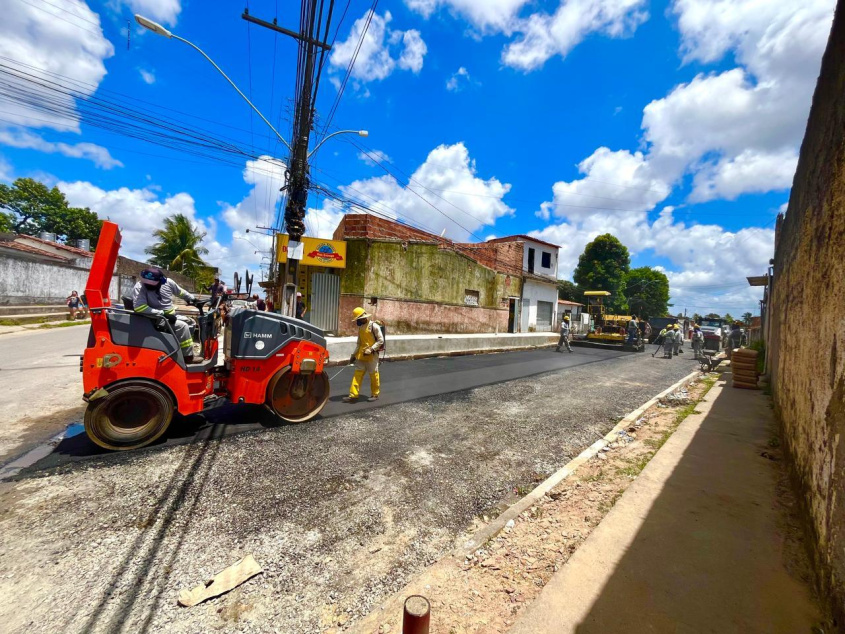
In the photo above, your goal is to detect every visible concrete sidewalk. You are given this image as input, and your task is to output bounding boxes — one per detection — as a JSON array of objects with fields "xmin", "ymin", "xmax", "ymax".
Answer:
[{"xmin": 509, "ymin": 373, "xmax": 823, "ymax": 634}]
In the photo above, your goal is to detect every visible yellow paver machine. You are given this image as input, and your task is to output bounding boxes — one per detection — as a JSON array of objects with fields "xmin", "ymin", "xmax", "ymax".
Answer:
[{"xmin": 572, "ymin": 291, "xmax": 647, "ymax": 352}]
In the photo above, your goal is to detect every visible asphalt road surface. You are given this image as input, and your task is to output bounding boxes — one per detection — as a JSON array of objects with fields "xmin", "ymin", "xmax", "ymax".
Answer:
[
  {"xmin": 0, "ymin": 325, "xmax": 89, "ymax": 462},
  {"xmin": 13, "ymin": 339, "xmax": 632, "ymax": 473},
  {"xmin": 0, "ymin": 341, "xmax": 699, "ymax": 634}
]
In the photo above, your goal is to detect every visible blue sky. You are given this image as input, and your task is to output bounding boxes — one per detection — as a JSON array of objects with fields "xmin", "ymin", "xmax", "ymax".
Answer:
[{"xmin": 0, "ymin": 0, "xmax": 836, "ymax": 315}]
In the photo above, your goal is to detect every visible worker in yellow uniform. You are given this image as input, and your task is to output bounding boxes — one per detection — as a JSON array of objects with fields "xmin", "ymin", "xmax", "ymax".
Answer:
[{"xmin": 342, "ymin": 307, "xmax": 384, "ymax": 403}]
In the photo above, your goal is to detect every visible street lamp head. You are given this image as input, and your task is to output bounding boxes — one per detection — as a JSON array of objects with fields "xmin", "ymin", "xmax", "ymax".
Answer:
[
  {"xmin": 357, "ymin": 130, "xmax": 369, "ymax": 137},
  {"xmin": 134, "ymin": 14, "xmax": 172, "ymax": 38}
]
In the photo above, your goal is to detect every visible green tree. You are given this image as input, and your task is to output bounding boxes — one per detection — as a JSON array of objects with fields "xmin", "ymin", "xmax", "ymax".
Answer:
[
  {"xmin": 741, "ymin": 312, "xmax": 753, "ymax": 325},
  {"xmin": 0, "ymin": 210, "xmax": 12, "ymax": 233},
  {"xmin": 556, "ymin": 279, "xmax": 580, "ymax": 302},
  {"xmin": 704, "ymin": 313, "xmax": 721, "ymax": 320},
  {"xmin": 145, "ymin": 213, "xmax": 209, "ymax": 279},
  {"xmin": 0, "ymin": 177, "xmax": 101, "ymax": 245},
  {"xmin": 573, "ymin": 234, "xmax": 630, "ymax": 311},
  {"xmin": 692, "ymin": 313, "xmax": 703, "ymax": 324},
  {"xmin": 624, "ymin": 267, "xmax": 670, "ymax": 319},
  {"xmin": 724, "ymin": 313, "xmax": 734, "ymax": 324}
]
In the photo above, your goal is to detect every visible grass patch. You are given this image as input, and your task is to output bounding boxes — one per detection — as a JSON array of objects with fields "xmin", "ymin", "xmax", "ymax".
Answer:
[
  {"xmin": 36, "ymin": 320, "xmax": 90, "ymax": 329},
  {"xmin": 598, "ymin": 491, "xmax": 624, "ymax": 514},
  {"xmin": 616, "ymin": 453, "xmax": 655, "ymax": 478},
  {"xmin": 515, "ymin": 484, "xmax": 532, "ymax": 497},
  {"xmin": 584, "ymin": 469, "xmax": 605, "ymax": 483}
]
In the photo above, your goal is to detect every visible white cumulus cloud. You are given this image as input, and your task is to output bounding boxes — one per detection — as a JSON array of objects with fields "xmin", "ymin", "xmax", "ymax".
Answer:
[
  {"xmin": 0, "ymin": 128, "xmax": 122, "ymax": 169},
  {"xmin": 502, "ymin": 0, "xmax": 649, "ymax": 71},
  {"xmin": 0, "ymin": 0, "xmax": 113, "ymax": 133},
  {"xmin": 117, "ymin": 0, "xmax": 181, "ymax": 27},
  {"xmin": 138, "ymin": 68, "xmax": 155, "ymax": 84},
  {"xmin": 333, "ymin": 142, "xmax": 513, "ymax": 241},
  {"xmin": 330, "ymin": 11, "xmax": 427, "ymax": 83},
  {"xmin": 446, "ymin": 66, "xmax": 471, "ymax": 92},
  {"xmin": 407, "ymin": 0, "xmax": 648, "ymax": 70}
]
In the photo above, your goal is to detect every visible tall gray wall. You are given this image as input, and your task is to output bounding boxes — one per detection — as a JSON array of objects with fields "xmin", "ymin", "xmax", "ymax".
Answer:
[
  {"xmin": 768, "ymin": 1, "xmax": 845, "ymax": 622},
  {"xmin": 0, "ymin": 254, "xmax": 195, "ymax": 305}
]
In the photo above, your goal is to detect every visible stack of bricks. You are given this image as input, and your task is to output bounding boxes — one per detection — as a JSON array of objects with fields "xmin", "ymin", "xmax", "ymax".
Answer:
[{"xmin": 333, "ymin": 214, "xmax": 449, "ymax": 244}]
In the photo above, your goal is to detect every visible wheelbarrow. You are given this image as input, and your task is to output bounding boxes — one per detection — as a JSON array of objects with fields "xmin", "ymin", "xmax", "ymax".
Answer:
[{"xmin": 699, "ymin": 350, "xmax": 726, "ymax": 372}]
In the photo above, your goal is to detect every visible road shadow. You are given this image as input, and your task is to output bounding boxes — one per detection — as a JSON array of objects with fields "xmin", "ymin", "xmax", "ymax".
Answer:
[
  {"xmin": 66, "ymin": 421, "xmax": 228, "ymax": 634},
  {"xmin": 563, "ymin": 375, "xmax": 822, "ymax": 632}
]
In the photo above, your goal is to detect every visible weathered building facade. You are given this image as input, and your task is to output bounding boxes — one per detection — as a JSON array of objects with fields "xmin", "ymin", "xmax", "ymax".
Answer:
[
  {"xmin": 487, "ymin": 235, "xmax": 560, "ymax": 332},
  {"xmin": 768, "ymin": 4, "xmax": 845, "ymax": 622},
  {"xmin": 332, "ymin": 215, "xmax": 524, "ymax": 336}
]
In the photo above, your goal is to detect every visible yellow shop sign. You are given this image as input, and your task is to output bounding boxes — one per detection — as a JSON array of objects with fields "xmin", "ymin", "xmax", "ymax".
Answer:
[{"xmin": 276, "ymin": 234, "xmax": 347, "ymax": 269}]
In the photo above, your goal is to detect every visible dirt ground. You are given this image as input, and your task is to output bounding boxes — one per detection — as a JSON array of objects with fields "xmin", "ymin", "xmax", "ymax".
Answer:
[{"xmin": 349, "ymin": 374, "xmax": 718, "ymax": 634}]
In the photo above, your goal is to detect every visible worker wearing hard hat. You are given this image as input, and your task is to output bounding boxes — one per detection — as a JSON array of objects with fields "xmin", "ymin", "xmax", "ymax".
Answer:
[
  {"xmin": 692, "ymin": 324, "xmax": 705, "ymax": 359},
  {"xmin": 663, "ymin": 324, "xmax": 677, "ymax": 359},
  {"xmin": 343, "ymin": 307, "xmax": 384, "ymax": 403},
  {"xmin": 556, "ymin": 315, "xmax": 572, "ymax": 353},
  {"xmin": 673, "ymin": 323, "xmax": 684, "ymax": 356}
]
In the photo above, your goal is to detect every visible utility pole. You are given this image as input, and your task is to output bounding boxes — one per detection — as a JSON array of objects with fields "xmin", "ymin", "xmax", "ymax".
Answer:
[{"xmin": 244, "ymin": 4, "xmax": 333, "ymax": 316}]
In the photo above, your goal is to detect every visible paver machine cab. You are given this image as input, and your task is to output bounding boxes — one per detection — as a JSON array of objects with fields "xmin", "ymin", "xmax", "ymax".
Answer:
[
  {"xmin": 583, "ymin": 291, "xmax": 645, "ymax": 352},
  {"xmin": 80, "ymin": 221, "xmax": 330, "ymax": 450}
]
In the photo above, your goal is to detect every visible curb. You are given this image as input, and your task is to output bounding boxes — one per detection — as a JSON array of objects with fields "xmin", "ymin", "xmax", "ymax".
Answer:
[{"xmin": 455, "ymin": 367, "xmax": 702, "ymax": 556}]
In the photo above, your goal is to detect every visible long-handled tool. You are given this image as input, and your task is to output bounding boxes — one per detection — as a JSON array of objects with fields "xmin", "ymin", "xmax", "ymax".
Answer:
[{"xmin": 652, "ymin": 335, "xmax": 665, "ymax": 358}]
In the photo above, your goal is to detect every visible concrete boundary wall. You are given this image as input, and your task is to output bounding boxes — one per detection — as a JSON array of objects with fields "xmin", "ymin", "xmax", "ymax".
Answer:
[
  {"xmin": 325, "ymin": 332, "xmax": 558, "ymax": 365},
  {"xmin": 769, "ymin": 2, "xmax": 845, "ymax": 623},
  {"xmin": 0, "ymin": 255, "xmax": 118, "ymax": 305}
]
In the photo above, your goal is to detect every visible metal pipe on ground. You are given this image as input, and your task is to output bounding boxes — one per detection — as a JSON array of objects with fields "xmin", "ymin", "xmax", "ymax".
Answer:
[{"xmin": 403, "ymin": 595, "xmax": 430, "ymax": 634}]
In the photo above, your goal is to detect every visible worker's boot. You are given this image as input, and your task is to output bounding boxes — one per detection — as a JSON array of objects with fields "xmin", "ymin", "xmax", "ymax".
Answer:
[{"xmin": 342, "ymin": 396, "xmax": 358, "ymax": 403}]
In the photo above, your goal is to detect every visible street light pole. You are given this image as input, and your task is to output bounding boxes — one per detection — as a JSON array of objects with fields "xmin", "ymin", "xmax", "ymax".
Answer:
[
  {"xmin": 133, "ymin": 15, "xmax": 292, "ymax": 152},
  {"xmin": 308, "ymin": 129, "xmax": 369, "ymax": 160}
]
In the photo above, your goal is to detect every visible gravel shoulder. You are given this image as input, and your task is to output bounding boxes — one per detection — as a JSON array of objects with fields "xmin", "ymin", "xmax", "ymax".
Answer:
[{"xmin": 0, "ymin": 351, "xmax": 696, "ymax": 634}]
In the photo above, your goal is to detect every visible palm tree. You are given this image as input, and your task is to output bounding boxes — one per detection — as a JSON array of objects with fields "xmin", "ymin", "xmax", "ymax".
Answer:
[
  {"xmin": 145, "ymin": 214, "xmax": 209, "ymax": 278},
  {"xmin": 742, "ymin": 312, "xmax": 754, "ymax": 326}
]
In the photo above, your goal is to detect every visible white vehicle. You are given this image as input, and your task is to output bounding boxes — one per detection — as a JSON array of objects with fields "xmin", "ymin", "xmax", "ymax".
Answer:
[{"xmin": 699, "ymin": 318, "xmax": 727, "ymax": 351}]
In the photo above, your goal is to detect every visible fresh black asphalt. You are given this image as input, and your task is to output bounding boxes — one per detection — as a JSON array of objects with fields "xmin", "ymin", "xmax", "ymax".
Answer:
[{"xmin": 23, "ymin": 345, "xmax": 632, "ymax": 472}]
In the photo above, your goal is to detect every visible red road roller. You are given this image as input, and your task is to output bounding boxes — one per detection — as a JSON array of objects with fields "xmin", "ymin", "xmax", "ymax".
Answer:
[{"xmin": 80, "ymin": 221, "xmax": 330, "ymax": 450}]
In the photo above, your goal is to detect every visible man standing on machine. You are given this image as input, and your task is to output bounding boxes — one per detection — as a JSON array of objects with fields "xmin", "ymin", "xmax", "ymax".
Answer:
[
  {"xmin": 343, "ymin": 307, "xmax": 384, "ymax": 403},
  {"xmin": 133, "ymin": 267, "xmax": 200, "ymax": 362}
]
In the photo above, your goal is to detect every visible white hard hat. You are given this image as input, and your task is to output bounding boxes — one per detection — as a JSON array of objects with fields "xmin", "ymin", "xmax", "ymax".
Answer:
[{"xmin": 296, "ymin": 292, "xmax": 302, "ymax": 297}]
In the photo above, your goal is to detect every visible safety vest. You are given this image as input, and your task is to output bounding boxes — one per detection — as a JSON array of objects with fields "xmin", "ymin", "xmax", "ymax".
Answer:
[{"xmin": 355, "ymin": 322, "xmax": 382, "ymax": 360}]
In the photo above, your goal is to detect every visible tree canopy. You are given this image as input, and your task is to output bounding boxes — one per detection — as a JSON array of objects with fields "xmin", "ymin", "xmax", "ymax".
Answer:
[
  {"xmin": 573, "ymin": 234, "xmax": 630, "ymax": 311},
  {"xmin": 624, "ymin": 267, "xmax": 670, "ymax": 319},
  {"xmin": 556, "ymin": 279, "xmax": 581, "ymax": 303},
  {"xmin": 0, "ymin": 177, "xmax": 101, "ymax": 245},
  {"xmin": 145, "ymin": 213, "xmax": 209, "ymax": 279},
  {"xmin": 741, "ymin": 312, "xmax": 754, "ymax": 325}
]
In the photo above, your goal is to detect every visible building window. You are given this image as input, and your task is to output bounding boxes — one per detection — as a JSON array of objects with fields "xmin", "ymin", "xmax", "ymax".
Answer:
[
  {"xmin": 528, "ymin": 247, "xmax": 535, "ymax": 273},
  {"xmin": 541, "ymin": 251, "xmax": 551, "ymax": 269},
  {"xmin": 464, "ymin": 290, "xmax": 480, "ymax": 306}
]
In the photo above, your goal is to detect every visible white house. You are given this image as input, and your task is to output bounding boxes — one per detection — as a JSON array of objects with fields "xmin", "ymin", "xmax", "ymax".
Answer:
[
  {"xmin": 487, "ymin": 235, "xmax": 560, "ymax": 332},
  {"xmin": 557, "ymin": 299, "xmax": 585, "ymax": 332}
]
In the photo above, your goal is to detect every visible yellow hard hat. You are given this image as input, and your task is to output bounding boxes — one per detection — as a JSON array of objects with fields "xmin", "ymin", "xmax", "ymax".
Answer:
[
  {"xmin": 352, "ymin": 307, "xmax": 370, "ymax": 321},
  {"xmin": 563, "ymin": 315, "xmax": 570, "ymax": 321},
  {"xmin": 673, "ymin": 323, "xmax": 679, "ymax": 329}
]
